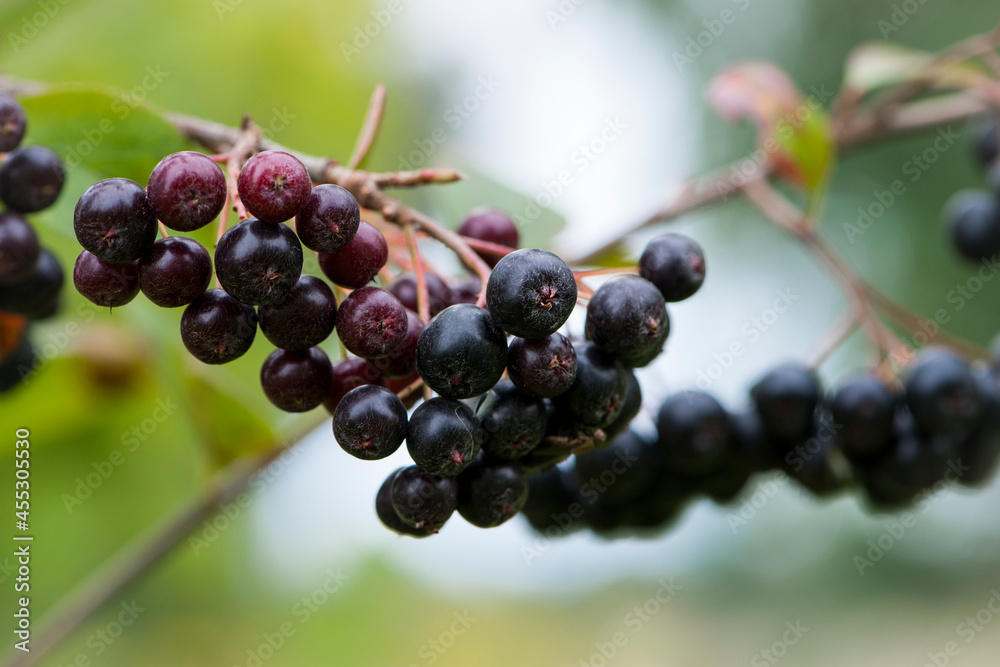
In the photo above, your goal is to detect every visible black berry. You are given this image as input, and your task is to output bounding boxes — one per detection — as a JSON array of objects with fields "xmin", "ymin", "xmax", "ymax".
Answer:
[
  {"xmin": 416, "ymin": 304, "xmax": 508, "ymax": 399},
  {"xmin": 486, "ymin": 248, "xmax": 577, "ymax": 339}
]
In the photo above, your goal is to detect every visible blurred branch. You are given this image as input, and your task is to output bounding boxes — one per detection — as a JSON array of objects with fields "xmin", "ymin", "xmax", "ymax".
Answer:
[{"xmin": 347, "ymin": 83, "xmax": 387, "ymax": 169}]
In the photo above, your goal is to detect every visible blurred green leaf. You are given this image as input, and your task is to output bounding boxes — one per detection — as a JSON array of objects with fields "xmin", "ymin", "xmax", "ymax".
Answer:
[{"xmin": 182, "ymin": 372, "xmax": 276, "ymax": 468}]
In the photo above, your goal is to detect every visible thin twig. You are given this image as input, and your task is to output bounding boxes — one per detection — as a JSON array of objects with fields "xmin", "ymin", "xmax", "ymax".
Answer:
[
  {"xmin": 347, "ymin": 84, "xmax": 387, "ymax": 169},
  {"xmin": 404, "ymin": 223, "xmax": 431, "ymax": 323}
]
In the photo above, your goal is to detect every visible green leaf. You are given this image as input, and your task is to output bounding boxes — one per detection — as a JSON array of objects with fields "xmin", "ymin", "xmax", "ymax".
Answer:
[
  {"xmin": 585, "ymin": 242, "xmax": 633, "ymax": 269},
  {"xmin": 181, "ymin": 372, "xmax": 276, "ymax": 468}
]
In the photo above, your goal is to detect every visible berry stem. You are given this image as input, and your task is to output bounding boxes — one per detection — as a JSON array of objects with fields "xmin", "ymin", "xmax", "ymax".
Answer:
[
  {"xmin": 157, "ymin": 220, "xmax": 170, "ymax": 239},
  {"xmin": 404, "ymin": 223, "xmax": 431, "ymax": 323},
  {"xmin": 806, "ymin": 307, "xmax": 861, "ymax": 369},
  {"xmin": 347, "ymin": 83, "xmax": 387, "ymax": 170}
]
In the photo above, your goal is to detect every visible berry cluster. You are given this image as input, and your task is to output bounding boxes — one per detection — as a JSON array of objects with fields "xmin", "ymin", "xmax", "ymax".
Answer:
[
  {"xmin": 523, "ymin": 349, "xmax": 1000, "ymax": 539},
  {"xmin": 946, "ymin": 118, "xmax": 1000, "ymax": 261},
  {"xmin": 0, "ymin": 93, "xmax": 66, "ymax": 393}
]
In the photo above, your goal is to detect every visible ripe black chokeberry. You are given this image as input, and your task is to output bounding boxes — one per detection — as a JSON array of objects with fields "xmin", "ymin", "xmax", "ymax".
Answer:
[
  {"xmin": 333, "ymin": 384, "xmax": 407, "ymax": 460},
  {"xmin": 656, "ymin": 390, "xmax": 731, "ymax": 476},
  {"xmin": 390, "ymin": 465, "xmax": 458, "ymax": 532},
  {"xmin": 602, "ymin": 368, "xmax": 642, "ymax": 442},
  {"xmin": 945, "ymin": 190, "xmax": 1000, "ymax": 261},
  {"xmin": 389, "ymin": 272, "xmax": 452, "ymax": 318},
  {"xmin": 585, "ymin": 275, "xmax": 669, "ymax": 368},
  {"xmin": 215, "ymin": 218, "xmax": 303, "ymax": 305},
  {"xmin": 74, "ymin": 178, "xmax": 157, "ymax": 264},
  {"xmin": 260, "ymin": 347, "xmax": 332, "ymax": 412},
  {"xmin": 476, "ymin": 380, "xmax": 547, "ymax": 460},
  {"xmin": 958, "ymin": 365, "xmax": 1000, "ymax": 487},
  {"xmin": 146, "ymin": 151, "xmax": 227, "ymax": 232},
  {"xmin": 558, "ymin": 343, "xmax": 627, "ymax": 429},
  {"xmin": 180, "ymin": 288, "xmax": 258, "ymax": 364},
  {"xmin": 572, "ymin": 430, "xmax": 658, "ymax": 506},
  {"xmin": 336, "ymin": 286, "xmax": 408, "ymax": 359},
  {"xmin": 831, "ymin": 374, "xmax": 896, "ymax": 461},
  {"xmin": 781, "ymin": 416, "xmax": 848, "ymax": 497},
  {"xmin": 0, "ymin": 94, "xmax": 27, "ymax": 152},
  {"xmin": 905, "ymin": 348, "xmax": 983, "ymax": 435},
  {"xmin": 457, "ymin": 208, "xmax": 519, "ymax": 268},
  {"xmin": 376, "ymin": 470, "xmax": 433, "ymax": 537},
  {"xmin": 317, "ymin": 221, "xmax": 388, "ymax": 289},
  {"xmin": 294, "ymin": 184, "xmax": 360, "ymax": 253},
  {"xmin": 237, "ymin": 150, "xmax": 312, "ymax": 223},
  {"xmin": 751, "ymin": 362, "xmax": 821, "ymax": 442},
  {"xmin": 416, "ymin": 304, "xmax": 508, "ymax": 399},
  {"xmin": 138, "ymin": 236, "xmax": 212, "ymax": 308},
  {"xmin": 73, "ymin": 250, "xmax": 140, "ymax": 308},
  {"xmin": 324, "ymin": 357, "xmax": 387, "ymax": 414},
  {"xmin": 975, "ymin": 119, "xmax": 999, "ymax": 168},
  {"xmin": 486, "ymin": 248, "xmax": 577, "ymax": 339},
  {"xmin": 506, "ymin": 333, "xmax": 577, "ymax": 398},
  {"xmin": 457, "ymin": 454, "xmax": 529, "ymax": 528},
  {"xmin": 521, "ymin": 466, "xmax": 582, "ymax": 534},
  {"xmin": 407, "ymin": 397, "xmax": 482, "ymax": 476},
  {"xmin": 639, "ymin": 233, "xmax": 706, "ymax": 302},
  {"xmin": 371, "ymin": 308, "xmax": 423, "ymax": 379},
  {"xmin": 0, "ymin": 211, "xmax": 39, "ymax": 281},
  {"xmin": 258, "ymin": 275, "xmax": 337, "ymax": 351},
  {"xmin": 0, "ymin": 336, "xmax": 34, "ymax": 393},
  {"xmin": 0, "ymin": 145, "xmax": 64, "ymax": 213},
  {"xmin": 0, "ymin": 249, "xmax": 63, "ymax": 320}
]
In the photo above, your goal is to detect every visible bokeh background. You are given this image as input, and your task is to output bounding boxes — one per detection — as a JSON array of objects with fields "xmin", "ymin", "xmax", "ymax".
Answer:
[{"xmin": 3, "ymin": 0, "xmax": 1000, "ymax": 665}]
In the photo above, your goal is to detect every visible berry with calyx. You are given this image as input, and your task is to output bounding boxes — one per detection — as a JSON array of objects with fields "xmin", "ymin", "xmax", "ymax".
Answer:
[
  {"xmin": 317, "ymin": 221, "xmax": 388, "ymax": 289},
  {"xmin": 0, "ymin": 249, "xmax": 63, "ymax": 320},
  {"xmin": 558, "ymin": 343, "xmax": 627, "ymax": 429},
  {"xmin": 751, "ymin": 362, "xmax": 821, "ymax": 442},
  {"xmin": 138, "ymin": 236, "xmax": 212, "ymax": 308},
  {"xmin": 237, "ymin": 150, "xmax": 311, "ymax": 223},
  {"xmin": 324, "ymin": 357, "xmax": 387, "ymax": 414},
  {"xmin": 333, "ymin": 384, "xmax": 407, "ymax": 460},
  {"xmin": 831, "ymin": 374, "xmax": 896, "ymax": 461},
  {"xmin": 476, "ymin": 380, "xmax": 547, "ymax": 460},
  {"xmin": 260, "ymin": 347, "xmax": 332, "ymax": 412},
  {"xmin": 147, "ymin": 151, "xmax": 227, "ymax": 232},
  {"xmin": 294, "ymin": 183, "xmax": 360, "ymax": 253},
  {"xmin": 457, "ymin": 208, "xmax": 519, "ymax": 267},
  {"xmin": 389, "ymin": 271, "xmax": 452, "ymax": 318},
  {"xmin": 506, "ymin": 333, "xmax": 577, "ymax": 398},
  {"xmin": 639, "ymin": 233, "xmax": 706, "ymax": 302},
  {"xmin": 945, "ymin": 190, "xmax": 1000, "ymax": 261},
  {"xmin": 336, "ymin": 286, "xmax": 408, "ymax": 359},
  {"xmin": 656, "ymin": 390, "xmax": 731, "ymax": 476},
  {"xmin": 416, "ymin": 304, "xmax": 508, "ymax": 399},
  {"xmin": 215, "ymin": 218, "xmax": 303, "ymax": 305},
  {"xmin": 406, "ymin": 397, "xmax": 481, "ymax": 476},
  {"xmin": 180, "ymin": 288, "xmax": 258, "ymax": 364},
  {"xmin": 0, "ymin": 145, "xmax": 64, "ymax": 213},
  {"xmin": 258, "ymin": 275, "xmax": 337, "ymax": 351},
  {"xmin": 375, "ymin": 470, "xmax": 433, "ymax": 537},
  {"xmin": 73, "ymin": 178, "xmax": 157, "ymax": 264},
  {"xmin": 73, "ymin": 251, "xmax": 140, "ymax": 308},
  {"xmin": 585, "ymin": 275, "xmax": 669, "ymax": 367},
  {"xmin": 0, "ymin": 94, "xmax": 27, "ymax": 152},
  {"xmin": 602, "ymin": 368, "xmax": 642, "ymax": 442},
  {"xmin": 457, "ymin": 454, "xmax": 529, "ymax": 528},
  {"xmin": 390, "ymin": 465, "xmax": 458, "ymax": 532},
  {"xmin": 0, "ymin": 212, "xmax": 39, "ymax": 281},
  {"xmin": 486, "ymin": 248, "xmax": 576, "ymax": 338},
  {"xmin": 905, "ymin": 348, "xmax": 983, "ymax": 435}
]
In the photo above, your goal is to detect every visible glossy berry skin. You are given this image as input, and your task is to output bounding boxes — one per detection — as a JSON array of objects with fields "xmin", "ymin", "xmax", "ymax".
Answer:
[
  {"xmin": 324, "ymin": 357, "xmax": 387, "ymax": 414},
  {"xmin": 586, "ymin": 275, "xmax": 669, "ymax": 368},
  {"xmin": 180, "ymin": 288, "xmax": 258, "ymax": 364},
  {"xmin": 416, "ymin": 304, "xmax": 508, "ymax": 399},
  {"xmin": 0, "ymin": 146, "xmax": 64, "ymax": 213},
  {"xmin": 945, "ymin": 190, "xmax": 1000, "ymax": 261},
  {"xmin": 751, "ymin": 363, "xmax": 821, "ymax": 442},
  {"xmin": 0, "ymin": 249, "xmax": 63, "ymax": 320},
  {"xmin": 656, "ymin": 390, "xmax": 731, "ymax": 476},
  {"xmin": 639, "ymin": 233, "xmax": 706, "ymax": 302},
  {"xmin": 258, "ymin": 275, "xmax": 337, "ymax": 351},
  {"xmin": 506, "ymin": 333, "xmax": 577, "ymax": 398},
  {"xmin": 0, "ymin": 212, "xmax": 39, "ymax": 281},
  {"xmin": 372, "ymin": 308, "xmax": 424, "ymax": 379},
  {"xmin": 317, "ymin": 221, "xmax": 388, "ymax": 289},
  {"xmin": 336, "ymin": 287, "xmax": 408, "ymax": 359},
  {"xmin": 486, "ymin": 248, "xmax": 576, "ymax": 339},
  {"xmin": 146, "ymin": 151, "xmax": 227, "ymax": 231},
  {"xmin": 831, "ymin": 374, "xmax": 896, "ymax": 461},
  {"xmin": 905, "ymin": 348, "xmax": 983, "ymax": 435},
  {"xmin": 477, "ymin": 380, "xmax": 547, "ymax": 460},
  {"xmin": 215, "ymin": 218, "xmax": 303, "ymax": 305},
  {"xmin": 390, "ymin": 465, "xmax": 458, "ymax": 532},
  {"xmin": 0, "ymin": 337, "xmax": 34, "ymax": 393},
  {"xmin": 74, "ymin": 178, "xmax": 157, "ymax": 264},
  {"xmin": 457, "ymin": 454, "xmax": 529, "ymax": 528},
  {"xmin": 457, "ymin": 208, "xmax": 519, "ymax": 268},
  {"xmin": 260, "ymin": 347, "xmax": 332, "ymax": 412},
  {"xmin": 295, "ymin": 184, "xmax": 360, "ymax": 252},
  {"xmin": 375, "ymin": 470, "xmax": 432, "ymax": 537},
  {"xmin": 559, "ymin": 343, "xmax": 627, "ymax": 429},
  {"xmin": 73, "ymin": 251, "xmax": 140, "ymax": 308},
  {"xmin": 236, "ymin": 150, "xmax": 312, "ymax": 223},
  {"xmin": 0, "ymin": 94, "xmax": 27, "ymax": 152},
  {"xmin": 407, "ymin": 397, "xmax": 482, "ymax": 476},
  {"xmin": 138, "ymin": 236, "xmax": 212, "ymax": 308},
  {"xmin": 333, "ymin": 384, "xmax": 407, "ymax": 460},
  {"xmin": 389, "ymin": 272, "xmax": 452, "ymax": 318}
]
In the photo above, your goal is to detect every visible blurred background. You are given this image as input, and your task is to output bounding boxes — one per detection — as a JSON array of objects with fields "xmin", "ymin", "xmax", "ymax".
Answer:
[{"xmin": 3, "ymin": 0, "xmax": 1000, "ymax": 665}]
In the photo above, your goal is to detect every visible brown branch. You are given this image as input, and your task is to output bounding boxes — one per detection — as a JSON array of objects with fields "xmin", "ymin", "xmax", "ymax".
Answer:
[{"xmin": 347, "ymin": 83, "xmax": 387, "ymax": 169}]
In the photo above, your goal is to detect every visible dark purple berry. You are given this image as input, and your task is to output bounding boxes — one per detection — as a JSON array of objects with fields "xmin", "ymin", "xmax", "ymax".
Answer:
[
  {"xmin": 317, "ymin": 221, "xmax": 387, "ymax": 288},
  {"xmin": 831, "ymin": 374, "xmax": 896, "ymax": 461},
  {"xmin": 905, "ymin": 348, "xmax": 983, "ymax": 435},
  {"xmin": 639, "ymin": 233, "xmax": 706, "ymax": 302},
  {"xmin": 147, "ymin": 151, "xmax": 227, "ymax": 231},
  {"xmin": 376, "ymin": 470, "xmax": 433, "ymax": 537},
  {"xmin": 336, "ymin": 286, "xmax": 408, "ymax": 359},
  {"xmin": 946, "ymin": 190, "xmax": 1000, "ymax": 262},
  {"xmin": 457, "ymin": 208, "xmax": 519, "ymax": 268},
  {"xmin": 180, "ymin": 288, "xmax": 258, "ymax": 364},
  {"xmin": 260, "ymin": 347, "xmax": 333, "ymax": 412},
  {"xmin": 295, "ymin": 184, "xmax": 360, "ymax": 252},
  {"xmin": 0, "ymin": 146, "xmax": 64, "ymax": 213},
  {"xmin": 73, "ymin": 250, "xmax": 140, "ymax": 308},
  {"xmin": 333, "ymin": 384, "xmax": 407, "ymax": 460},
  {"xmin": 389, "ymin": 271, "xmax": 452, "ymax": 318},
  {"xmin": 558, "ymin": 343, "xmax": 627, "ymax": 429},
  {"xmin": 138, "ymin": 236, "xmax": 212, "ymax": 307},
  {"xmin": 506, "ymin": 333, "xmax": 577, "ymax": 398},
  {"xmin": 486, "ymin": 248, "xmax": 577, "ymax": 338},
  {"xmin": 407, "ymin": 397, "xmax": 482, "ymax": 476},
  {"xmin": 0, "ymin": 94, "xmax": 27, "ymax": 152},
  {"xmin": 449, "ymin": 276, "xmax": 481, "ymax": 305},
  {"xmin": 0, "ymin": 211, "xmax": 39, "ymax": 281},
  {"xmin": 324, "ymin": 357, "xmax": 387, "ymax": 414},
  {"xmin": 751, "ymin": 363, "xmax": 821, "ymax": 442},
  {"xmin": 74, "ymin": 178, "xmax": 157, "ymax": 264},
  {"xmin": 585, "ymin": 275, "xmax": 669, "ymax": 367},
  {"xmin": 237, "ymin": 150, "xmax": 311, "ymax": 223},
  {"xmin": 457, "ymin": 454, "xmax": 529, "ymax": 528},
  {"xmin": 390, "ymin": 466, "xmax": 458, "ymax": 532},
  {"xmin": 477, "ymin": 380, "xmax": 547, "ymax": 460},
  {"xmin": 0, "ymin": 249, "xmax": 63, "ymax": 320},
  {"xmin": 372, "ymin": 308, "xmax": 423, "ymax": 379},
  {"xmin": 258, "ymin": 275, "xmax": 337, "ymax": 351},
  {"xmin": 215, "ymin": 218, "xmax": 303, "ymax": 305},
  {"xmin": 0, "ymin": 336, "xmax": 34, "ymax": 393},
  {"xmin": 416, "ymin": 304, "xmax": 508, "ymax": 399},
  {"xmin": 656, "ymin": 390, "xmax": 731, "ymax": 476}
]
